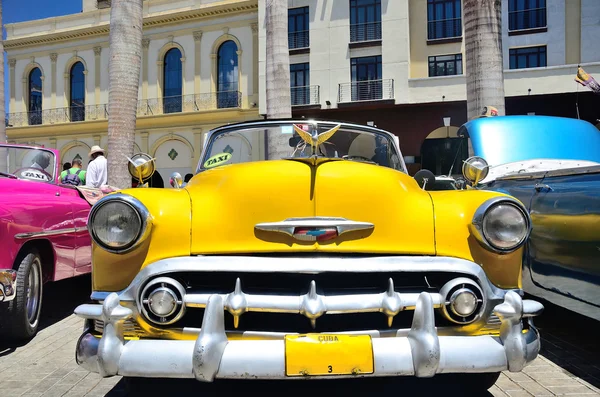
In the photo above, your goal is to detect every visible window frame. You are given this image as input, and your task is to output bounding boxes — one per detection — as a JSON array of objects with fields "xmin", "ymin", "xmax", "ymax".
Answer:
[
  {"xmin": 427, "ymin": 0, "xmax": 462, "ymax": 41},
  {"xmin": 28, "ymin": 68, "xmax": 43, "ymax": 126},
  {"xmin": 163, "ymin": 47, "xmax": 183, "ymax": 113},
  {"xmin": 69, "ymin": 61, "xmax": 86, "ymax": 122},
  {"xmin": 508, "ymin": 0, "xmax": 547, "ymax": 32},
  {"xmin": 290, "ymin": 63, "xmax": 311, "ymax": 106},
  {"xmin": 509, "ymin": 46, "xmax": 547, "ymax": 70},
  {"xmin": 217, "ymin": 40, "xmax": 240, "ymax": 109},
  {"xmin": 349, "ymin": 0, "xmax": 382, "ymax": 42},
  {"xmin": 428, "ymin": 53, "xmax": 463, "ymax": 77},
  {"xmin": 288, "ymin": 6, "xmax": 310, "ymax": 49}
]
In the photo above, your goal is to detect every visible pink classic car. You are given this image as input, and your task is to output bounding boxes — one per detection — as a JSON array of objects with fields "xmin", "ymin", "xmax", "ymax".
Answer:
[{"xmin": 0, "ymin": 144, "xmax": 94, "ymax": 340}]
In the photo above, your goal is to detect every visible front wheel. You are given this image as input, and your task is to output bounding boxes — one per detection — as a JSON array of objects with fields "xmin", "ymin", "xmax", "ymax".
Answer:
[{"xmin": 5, "ymin": 249, "xmax": 43, "ymax": 340}]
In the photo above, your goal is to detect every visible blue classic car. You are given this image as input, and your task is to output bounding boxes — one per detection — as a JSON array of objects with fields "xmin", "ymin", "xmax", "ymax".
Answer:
[{"xmin": 458, "ymin": 116, "xmax": 600, "ymax": 321}]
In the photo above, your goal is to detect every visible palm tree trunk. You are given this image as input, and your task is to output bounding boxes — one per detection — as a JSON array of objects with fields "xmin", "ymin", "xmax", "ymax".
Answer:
[
  {"xmin": 265, "ymin": 0, "xmax": 292, "ymax": 159},
  {"xmin": 0, "ymin": 0, "xmax": 7, "ymax": 173},
  {"xmin": 107, "ymin": 0, "xmax": 143, "ymax": 188},
  {"xmin": 464, "ymin": 0, "xmax": 506, "ymax": 119}
]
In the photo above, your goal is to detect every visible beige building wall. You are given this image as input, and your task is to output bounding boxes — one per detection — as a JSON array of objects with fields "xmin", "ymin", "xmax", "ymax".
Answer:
[{"xmin": 5, "ymin": 0, "xmax": 260, "ymax": 186}]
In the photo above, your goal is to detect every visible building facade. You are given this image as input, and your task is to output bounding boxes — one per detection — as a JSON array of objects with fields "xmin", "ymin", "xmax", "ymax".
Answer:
[
  {"xmin": 5, "ymin": 0, "xmax": 260, "ymax": 185},
  {"xmin": 6, "ymin": 0, "xmax": 600, "ymax": 180},
  {"xmin": 258, "ymin": 0, "xmax": 600, "ymax": 175}
]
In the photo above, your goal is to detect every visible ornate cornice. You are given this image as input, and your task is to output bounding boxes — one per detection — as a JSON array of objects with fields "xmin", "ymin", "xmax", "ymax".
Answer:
[{"xmin": 4, "ymin": 2, "xmax": 258, "ymax": 50}]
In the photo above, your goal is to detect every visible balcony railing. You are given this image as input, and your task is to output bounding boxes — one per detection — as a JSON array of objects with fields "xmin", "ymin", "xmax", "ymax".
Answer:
[
  {"xmin": 338, "ymin": 79, "xmax": 394, "ymax": 103},
  {"xmin": 288, "ymin": 30, "xmax": 310, "ymax": 49},
  {"xmin": 7, "ymin": 92, "xmax": 242, "ymax": 127},
  {"xmin": 427, "ymin": 17, "xmax": 462, "ymax": 40},
  {"xmin": 350, "ymin": 22, "xmax": 382, "ymax": 43},
  {"xmin": 508, "ymin": 7, "xmax": 546, "ymax": 31},
  {"xmin": 291, "ymin": 85, "xmax": 320, "ymax": 106}
]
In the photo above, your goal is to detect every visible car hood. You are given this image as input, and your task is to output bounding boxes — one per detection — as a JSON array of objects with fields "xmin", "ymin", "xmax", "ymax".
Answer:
[{"xmin": 186, "ymin": 160, "xmax": 435, "ymax": 255}]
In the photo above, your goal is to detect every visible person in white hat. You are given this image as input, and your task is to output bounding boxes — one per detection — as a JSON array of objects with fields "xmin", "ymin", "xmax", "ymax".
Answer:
[{"xmin": 85, "ymin": 145, "xmax": 108, "ymax": 188}]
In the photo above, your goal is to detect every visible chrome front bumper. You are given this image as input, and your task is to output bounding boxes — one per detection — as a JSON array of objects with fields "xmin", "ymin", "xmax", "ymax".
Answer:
[
  {"xmin": 75, "ymin": 289, "xmax": 542, "ymax": 381},
  {"xmin": 0, "ymin": 270, "xmax": 17, "ymax": 303}
]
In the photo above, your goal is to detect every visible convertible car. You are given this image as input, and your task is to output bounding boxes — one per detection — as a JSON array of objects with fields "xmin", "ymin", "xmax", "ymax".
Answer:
[
  {"xmin": 74, "ymin": 120, "xmax": 543, "ymax": 392},
  {"xmin": 0, "ymin": 144, "xmax": 94, "ymax": 339},
  {"xmin": 458, "ymin": 115, "xmax": 600, "ymax": 321}
]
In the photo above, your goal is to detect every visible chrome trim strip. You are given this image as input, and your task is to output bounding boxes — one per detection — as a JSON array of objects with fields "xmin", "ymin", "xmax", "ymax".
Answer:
[
  {"xmin": 14, "ymin": 227, "xmax": 84, "ymax": 239},
  {"xmin": 255, "ymin": 217, "xmax": 374, "ymax": 237},
  {"xmin": 198, "ymin": 119, "xmax": 408, "ymax": 174},
  {"xmin": 470, "ymin": 196, "xmax": 532, "ymax": 254}
]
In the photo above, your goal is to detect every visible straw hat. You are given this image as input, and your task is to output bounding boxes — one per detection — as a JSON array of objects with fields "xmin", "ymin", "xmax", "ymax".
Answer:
[{"xmin": 88, "ymin": 145, "xmax": 105, "ymax": 157}]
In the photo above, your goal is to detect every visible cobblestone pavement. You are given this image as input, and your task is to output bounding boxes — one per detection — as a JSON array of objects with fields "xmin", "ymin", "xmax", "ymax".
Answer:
[{"xmin": 1, "ymin": 275, "xmax": 599, "ymax": 397}]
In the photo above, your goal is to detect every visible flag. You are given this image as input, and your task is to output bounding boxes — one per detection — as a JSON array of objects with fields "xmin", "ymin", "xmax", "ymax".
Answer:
[{"xmin": 575, "ymin": 66, "xmax": 600, "ymax": 95}]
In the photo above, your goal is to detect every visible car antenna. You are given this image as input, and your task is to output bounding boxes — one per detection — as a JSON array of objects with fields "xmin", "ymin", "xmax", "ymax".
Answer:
[{"xmin": 447, "ymin": 138, "xmax": 465, "ymax": 177}]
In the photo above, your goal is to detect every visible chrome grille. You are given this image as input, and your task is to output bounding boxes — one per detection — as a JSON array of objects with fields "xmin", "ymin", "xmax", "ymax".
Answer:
[{"xmin": 94, "ymin": 319, "xmax": 143, "ymax": 337}]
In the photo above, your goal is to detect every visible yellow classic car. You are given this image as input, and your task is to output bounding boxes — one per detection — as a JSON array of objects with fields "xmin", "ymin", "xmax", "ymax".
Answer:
[{"xmin": 74, "ymin": 120, "xmax": 543, "ymax": 392}]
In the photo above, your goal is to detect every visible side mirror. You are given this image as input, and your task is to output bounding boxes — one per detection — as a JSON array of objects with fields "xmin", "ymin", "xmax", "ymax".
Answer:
[
  {"xmin": 170, "ymin": 172, "xmax": 183, "ymax": 188},
  {"xmin": 414, "ymin": 169, "xmax": 436, "ymax": 190},
  {"xmin": 462, "ymin": 156, "xmax": 489, "ymax": 186}
]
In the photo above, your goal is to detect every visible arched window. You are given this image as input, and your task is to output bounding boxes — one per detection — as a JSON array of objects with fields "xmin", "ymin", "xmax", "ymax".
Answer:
[
  {"xmin": 70, "ymin": 62, "xmax": 86, "ymax": 122},
  {"xmin": 217, "ymin": 41, "xmax": 239, "ymax": 109},
  {"xmin": 163, "ymin": 48, "xmax": 183, "ymax": 113},
  {"xmin": 28, "ymin": 68, "xmax": 43, "ymax": 125}
]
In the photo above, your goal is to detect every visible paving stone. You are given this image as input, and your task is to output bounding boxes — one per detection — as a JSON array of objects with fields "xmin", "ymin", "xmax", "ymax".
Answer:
[
  {"xmin": 517, "ymin": 381, "xmax": 553, "ymax": 396},
  {"xmin": 489, "ymin": 385, "xmax": 509, "ymax": 397},
  {"xmin": 506, "ymin": 391, "xmax": 532, "ymax": 397},
  {"xmin": 40, "ymin": 383, "xmax": 75, "ymax": 397},
  {"xmin": 546, "ymin": 385, "xmax": 599, "ymax": 395}
]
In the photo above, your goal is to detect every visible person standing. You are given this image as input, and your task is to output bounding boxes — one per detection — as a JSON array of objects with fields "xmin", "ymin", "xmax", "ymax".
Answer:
[
  {"xmin": 85, "ymin": 145, "xmax": 108, "ymax": 188},
  {"xmin": 59, "ymin": 158, "xmax": 86, "ymax": 185}
]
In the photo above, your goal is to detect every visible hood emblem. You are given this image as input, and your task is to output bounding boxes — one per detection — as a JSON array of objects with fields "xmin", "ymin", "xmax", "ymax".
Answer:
[
  {"xmin": 255, "ymin": 217, "xmax": 374, "ymax": 242},
  {"xmin": 293, "ymin": 124, "xmax": 341, "ymax": 156}
]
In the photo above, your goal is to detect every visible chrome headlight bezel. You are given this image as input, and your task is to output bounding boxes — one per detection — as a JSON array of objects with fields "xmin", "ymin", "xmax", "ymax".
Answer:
[
  {"xmin": 471, "ymin": 197, "xmax": 531, "ymax": 254},
  {"xmin": 87, "ymin": 194, "xmax": 152, "ymax": 254}
]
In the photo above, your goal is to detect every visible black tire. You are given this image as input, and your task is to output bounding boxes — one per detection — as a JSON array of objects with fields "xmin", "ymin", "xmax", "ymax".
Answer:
[{"xmin": 5, "ymin": 249, "xmax": 43, "ymax": 340}]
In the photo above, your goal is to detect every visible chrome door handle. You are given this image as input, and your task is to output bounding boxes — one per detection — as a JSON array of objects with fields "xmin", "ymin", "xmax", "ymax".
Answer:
[{"xmin": 534, "ymin": 183, "xmax": 552, "ymax": 192}]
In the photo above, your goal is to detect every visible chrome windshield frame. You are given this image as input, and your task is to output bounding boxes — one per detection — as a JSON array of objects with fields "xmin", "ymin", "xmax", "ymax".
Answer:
[
  {"xmin": 0, "ymin": 143, "xmax": 59, "ymax": 183},
  {"xmin": 196, "ymin": 119, "xmax": 408, "ymax": 174}
]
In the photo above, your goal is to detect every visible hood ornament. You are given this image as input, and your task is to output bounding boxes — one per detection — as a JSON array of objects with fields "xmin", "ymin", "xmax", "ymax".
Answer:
[
  {"xmin": 255, "ymin": 217, "xmax": 374, "ymax": 243},
  {"xmin": 293, "ymin": 123, "xmax": 341, "ymax": 156}
]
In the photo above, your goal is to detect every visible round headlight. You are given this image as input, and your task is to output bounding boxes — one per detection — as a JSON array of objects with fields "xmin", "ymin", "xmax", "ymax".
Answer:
[
  {"xmin": 482, "ymin": 203, "xmax": 528, "ymax": 250},
  {"xmin": 89, "ymin": 195, "xmax": 150, "ymax": 252}
]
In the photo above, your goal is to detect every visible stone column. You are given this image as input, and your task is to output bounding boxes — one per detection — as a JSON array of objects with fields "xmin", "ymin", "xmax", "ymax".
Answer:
[
  {"xmin": 140, "ymin": 131, "xmax": 149, "ymax": 153},
  {"xmin": 251, "ymin": 23, "xmax": 258, "ymax": 98},
  {"xmin": 237, "ymin": 50, "xmax": 244, "ymax": 108},
  {"xmin": 8, "ymin": 59, "xmax": 16, "ymax": 113},
  {"xmin": 193, "ymin": 31, "xmax": 202, "ymax": 95},
  {"xmin": 156, "ymin": 60, "xmax": 163, "ymax": 100},
  {"xmin": 180, "ymin": 56, "xmax": 187, "ymax": 97},
  {"xmin": 94, "ymin": 46, "xmax": 102, "ymax": 105},
  {"xmin": 50, "ymin": 53, "xmax": 58, "ymax": 108},
  {"xmin": 193, "ymin": 128, "xmax": 203, "ymax": 167},
  {"xmin": 142, "ymin": 38, "xmax": 150, "ymax": 101}
]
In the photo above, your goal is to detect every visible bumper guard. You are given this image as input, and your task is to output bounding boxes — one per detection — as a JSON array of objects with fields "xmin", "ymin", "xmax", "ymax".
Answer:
[{"xmin": 75, "ymin": 290, "xmax": 543, "ymax": 381}]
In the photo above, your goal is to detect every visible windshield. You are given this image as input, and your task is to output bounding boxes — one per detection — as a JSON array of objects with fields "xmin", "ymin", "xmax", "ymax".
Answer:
[
  {"xmin": 198, "ymin": 121, "xmax": 405, "ymax": 173},
  {"xmin": 0, "ymin": 145, "xmax": 57, "ymax": 182}
]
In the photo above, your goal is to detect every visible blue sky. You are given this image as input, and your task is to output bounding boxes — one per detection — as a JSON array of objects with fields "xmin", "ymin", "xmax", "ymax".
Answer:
[{"xmin": 4, "ymin": 0, "xmax": 82, "ymax": 112}]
